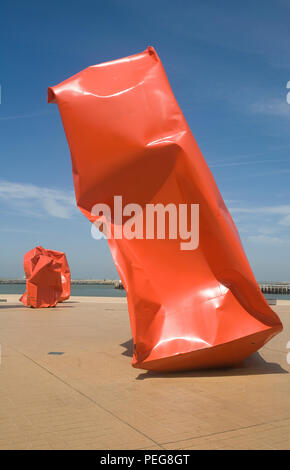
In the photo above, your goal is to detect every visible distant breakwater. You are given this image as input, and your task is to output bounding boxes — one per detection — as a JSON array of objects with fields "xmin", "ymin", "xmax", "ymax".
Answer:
[{"xmin": 0, "ymin": 279, "xmax": 119, "ymax": 285}]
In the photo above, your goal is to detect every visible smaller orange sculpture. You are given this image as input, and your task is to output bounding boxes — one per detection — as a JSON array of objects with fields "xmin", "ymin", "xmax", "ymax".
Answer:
[{"xmin": 20, "ymin": 246, "xmax": 71, "ymax": 308}]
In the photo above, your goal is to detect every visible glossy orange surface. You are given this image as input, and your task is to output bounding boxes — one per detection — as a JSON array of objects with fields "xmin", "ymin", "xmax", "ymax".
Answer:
[
  {"xmin": 48, "ymin": 47, "xmax": 282, "ymax": 371},
  {"xmin": 20, "ymin": 246, "xmax": 71, "ymax": 308}
]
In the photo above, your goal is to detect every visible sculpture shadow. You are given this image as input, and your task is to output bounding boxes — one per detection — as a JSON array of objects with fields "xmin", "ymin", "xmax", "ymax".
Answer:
[
  {"xmin": 0, "ymin": 304, "xmax": 75, "ymax": 310},
  {"xmin": 55, "ymin": 304, "xmax": 75, "ymax": 309},
  {"xmin": 0, "ymin": 304, "xmax": 25, "ymax": 309},
  {"xmin": 121, "ymin": 339, "xmax": 135, "ymax": 357},
  {"xmin": 120, "ymin": 338, "xmax": 288, "ymax": 379}
]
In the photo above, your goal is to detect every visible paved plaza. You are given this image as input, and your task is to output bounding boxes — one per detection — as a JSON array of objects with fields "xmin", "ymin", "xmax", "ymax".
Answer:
[{"xmin": 0, "ymin": 295, "xmax": 289, "ymax": 450}]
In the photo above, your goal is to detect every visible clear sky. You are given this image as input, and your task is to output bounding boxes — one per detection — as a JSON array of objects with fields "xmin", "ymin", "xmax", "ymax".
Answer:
[{"xmin": 0, "ymin": 0, "xmax": 290, "ymax": 281}]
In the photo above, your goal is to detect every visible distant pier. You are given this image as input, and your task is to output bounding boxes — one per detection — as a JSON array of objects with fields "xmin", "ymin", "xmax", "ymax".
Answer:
[{"xmin": 259, "ymin": 283, "xmax": 290, "ymax": 294}]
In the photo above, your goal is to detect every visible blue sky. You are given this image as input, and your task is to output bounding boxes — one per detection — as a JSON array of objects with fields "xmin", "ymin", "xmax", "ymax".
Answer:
[{"xmin": 0, "ymin": 0, "xmax": 290, "ymax": 281}]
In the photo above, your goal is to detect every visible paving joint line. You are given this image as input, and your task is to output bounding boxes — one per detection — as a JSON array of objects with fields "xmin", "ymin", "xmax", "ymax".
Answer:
[{"xmin": 160, "ymin": 415, "xmax": 290, "ymax": 446}]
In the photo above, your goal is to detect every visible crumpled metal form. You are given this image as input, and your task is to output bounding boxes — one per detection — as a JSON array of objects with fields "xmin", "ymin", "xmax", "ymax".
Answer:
[
  {"xmin": 48, "ymin": 47, "xmax": 282, "ymax": 371},
  {"xmin": 20, "ymin": 246, "xmax": 71, "ymax": 308}
]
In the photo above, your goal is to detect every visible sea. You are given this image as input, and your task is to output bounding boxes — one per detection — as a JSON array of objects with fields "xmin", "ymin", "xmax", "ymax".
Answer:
[
  {"xmin": 0, "ymin": 283, "xmax": 290, "ymax": 300},
  {"xmin": 0, "ymin": 284, "xmax": 126, "ymax": 297}
]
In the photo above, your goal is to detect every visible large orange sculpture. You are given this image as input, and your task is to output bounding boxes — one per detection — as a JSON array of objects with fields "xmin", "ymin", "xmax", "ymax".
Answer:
[
  {"xmin": 48, "ymin": 47, "xmax": 282, "ymax": 371},
  {"xmin": 20, "ymin": 246, "xmax": 71, "ymax": 308}
]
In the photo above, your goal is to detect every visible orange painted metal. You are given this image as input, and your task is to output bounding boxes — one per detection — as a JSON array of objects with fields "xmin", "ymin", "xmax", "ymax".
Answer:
[
  {"xmin": 48, "ymin": 47, "xmax": 282, "ymax": 371},
  {"xmin": 20, "ymin": 246, "xmax": 71, "ymax": 308}
]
